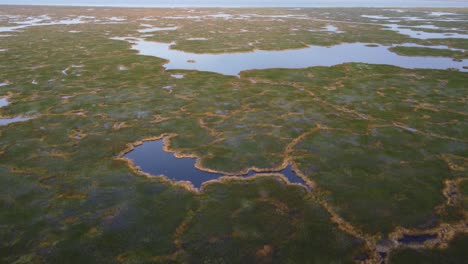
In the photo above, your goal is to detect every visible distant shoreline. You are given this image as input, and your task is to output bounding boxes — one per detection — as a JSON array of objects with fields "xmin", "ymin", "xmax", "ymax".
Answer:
[{"xmin": 0, "ymin": 0, "xmax": 467, "ymax": 8}]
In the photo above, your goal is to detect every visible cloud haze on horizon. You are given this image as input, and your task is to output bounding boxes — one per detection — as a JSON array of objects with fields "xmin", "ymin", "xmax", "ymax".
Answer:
[{"xmin": 0, "ymin": 0, "xmax": 467, "ymax": 7}]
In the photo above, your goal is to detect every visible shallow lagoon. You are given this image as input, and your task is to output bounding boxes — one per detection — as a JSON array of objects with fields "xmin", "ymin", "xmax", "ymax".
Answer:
[
  {"xmin": 124, "ymin": 138, "xmax": 309, "ymax": 189},
  {"xmin": 118, "ymin": 38, "xmax": 468, "ymax": 75},
  {"xmin": 0, "ymin": 17, "xmax": 86, "ymax": 32},
  {"xmin": 384, "ymin": 24, "xmax": 468, "ymax": 40},
  {"xmin": 0, "ymin": 116, "xmax": 31, "ymax": 126}
]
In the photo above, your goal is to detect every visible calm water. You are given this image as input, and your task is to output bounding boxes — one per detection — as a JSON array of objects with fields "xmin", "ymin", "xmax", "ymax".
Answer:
[
  {"xmin": 0, "ymin": 17, "xmax": 87, "ymax": 33},
  {"xmin": 124, "ymin": 138, "xmax": 309, "ymax": 189},
  {"xmin": 398, "ymin": 234, "xmax": 437, "ymax": 244},
  {"xmin": 117, "ymin": 38, "xmax": 468, "ymax": 76},
  {"xmin": 385, "ymin": 24, "xmax": 468, "ymax": 40}
]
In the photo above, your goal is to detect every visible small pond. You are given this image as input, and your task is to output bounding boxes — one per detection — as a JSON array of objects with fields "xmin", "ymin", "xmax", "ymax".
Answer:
[
  {"xmin": 124, "ymin": 138, "xmax": 309, "ymax": 189},
  {"xmin": 398, "ymin": 234, "xmax": 438, "ymax": 244}
]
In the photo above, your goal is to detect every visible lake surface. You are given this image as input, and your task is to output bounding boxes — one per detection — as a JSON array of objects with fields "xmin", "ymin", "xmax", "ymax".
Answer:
[
  {"xmin": 398, "ymin": 234, "xmax": 438, "ymax": 244},
  {"xmin": 0, "ymin": 17, "xmax": 87, "ymax": 33},
  {"xmin": 384, "ymin": 24, "xmax": 468, "ymax": 40},
  {"xmin": 115, "ymin": 38, "xmax": 468, "ymax": 76},
  {"xmin": 124, "ymin": 138, "xmax": 309, "ymax": 189}
]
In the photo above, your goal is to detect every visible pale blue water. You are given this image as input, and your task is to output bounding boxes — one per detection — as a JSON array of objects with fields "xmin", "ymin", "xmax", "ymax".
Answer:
[
  {"xmin": 114, "ymin": 39, "xmax": 468, "ymax": 76},
  {"xmin": 1, "ymin": 0, "xmax": 467, "ymax": 7},
  {"xmin": 0, "ymin": 116, "xmax": 31, "ymax": 126},
  {"xmin": 0, "ymin": 98, "xmax": 8, "ymax": 108}
]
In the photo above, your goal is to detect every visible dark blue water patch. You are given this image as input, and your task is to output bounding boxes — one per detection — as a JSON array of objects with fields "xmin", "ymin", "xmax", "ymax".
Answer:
[
  {"xmin": 123, "ymin": 138, "xmax": 309, "ymax": 189},
  {"xmin": 243, "ymin": 164, "xmax": 309, "ymax": 188},
  {"xmin": 398, "ymin": 234, "xmax": 437, "ymax": 244}
]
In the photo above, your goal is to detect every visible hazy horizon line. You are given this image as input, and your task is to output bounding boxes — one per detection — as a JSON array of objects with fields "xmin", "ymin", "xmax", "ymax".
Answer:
[
  {"xmin": 1, "ymin": 0, "xmax": 468, "ymax": 8},
  {"xmin": 1, "ymin": 4, "xmax": 468, "ymax": 8}
]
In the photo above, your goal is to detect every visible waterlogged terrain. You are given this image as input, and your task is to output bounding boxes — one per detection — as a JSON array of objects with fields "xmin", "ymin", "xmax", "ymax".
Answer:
[{"xmin": 0, "ymin": 6, "xmax": 467, "ymax": 264}]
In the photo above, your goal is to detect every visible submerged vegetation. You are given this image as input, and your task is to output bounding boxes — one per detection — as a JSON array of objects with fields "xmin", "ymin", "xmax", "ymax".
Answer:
[{"xmin": 0, "ymin": 6, "xmax": 467, "ymax": 264}]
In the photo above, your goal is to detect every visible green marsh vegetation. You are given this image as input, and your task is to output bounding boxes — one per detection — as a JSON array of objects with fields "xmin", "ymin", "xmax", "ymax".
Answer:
[{"xmin": 0, "ymin": 6, "xmax": 467, "ymax": 263}]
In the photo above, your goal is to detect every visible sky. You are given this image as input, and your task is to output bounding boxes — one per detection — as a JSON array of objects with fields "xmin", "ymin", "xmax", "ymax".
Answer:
[{"xmin": 0, "ymin": 0, "xmax": 467, "ymax": 7}]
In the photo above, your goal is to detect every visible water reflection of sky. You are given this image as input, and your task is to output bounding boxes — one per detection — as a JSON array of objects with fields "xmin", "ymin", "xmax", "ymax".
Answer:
[{"xmin": 117, "ymin": 38, "xmax": 468, "ymax": 76}]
